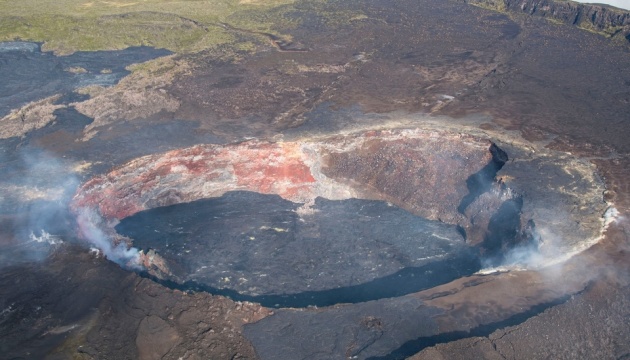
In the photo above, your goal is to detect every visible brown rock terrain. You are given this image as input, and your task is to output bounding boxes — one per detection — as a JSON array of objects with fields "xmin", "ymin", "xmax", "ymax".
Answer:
[{"xmin": 0, "ymin": 244, "xmax": 270, "ymax": 359}]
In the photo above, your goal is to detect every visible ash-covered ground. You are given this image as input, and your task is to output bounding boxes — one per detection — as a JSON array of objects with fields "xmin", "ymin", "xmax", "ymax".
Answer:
[{"xmin": 1, "ymin": 0, "xmax": 630, "ymax": 359}]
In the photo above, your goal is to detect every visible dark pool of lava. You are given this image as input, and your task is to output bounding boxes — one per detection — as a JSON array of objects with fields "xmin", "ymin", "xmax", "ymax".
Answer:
[
  {"xmin": 71, "ymin": 128, "xmax": 604, "ymax": 308},
  {"xmin": 115, "ymin": 192, "xmax": 480, "ymax": 307}
]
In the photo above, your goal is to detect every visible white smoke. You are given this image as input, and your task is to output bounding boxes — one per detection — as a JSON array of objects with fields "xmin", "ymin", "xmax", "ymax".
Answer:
[
  {"xmin": 479, "ymin": 205, "xmax": 622, "ymax": 274},
  {"xmin": 28, "ymin": 230, "xmax": 63, "ymax": 245},
  {"xmin": 604, "ymin": 206, "xmax": 620, "ymax": 227},
  {"xmin": 0, "ymin": 150, "xmax": 79, "ymax": 266},
  {"xmin": 74, "ymin": 207, "xmax": 142, "ymax": 269},
  {"xmin": 1, "ymin": 149, "xmax": 143, "ymax": 269}
]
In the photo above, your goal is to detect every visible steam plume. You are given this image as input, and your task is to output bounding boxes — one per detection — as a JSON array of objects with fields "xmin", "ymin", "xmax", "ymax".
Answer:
[
  {"xmin": 74, "ymin": 207, "xmax": 142, "ymax": 269},
  {"xmin": 0, "ymin": 149, "xmax": 141, "ymax": 268}
]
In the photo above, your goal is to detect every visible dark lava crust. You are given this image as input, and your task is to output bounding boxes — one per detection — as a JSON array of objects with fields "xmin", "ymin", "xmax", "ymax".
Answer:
[
  {"xmin": 0, "ymin": 42, "xmax": 170, "ymax": 118},
  {"xmin": 116, "ymin": 191, "xmax": 480, "ymax": 306}
]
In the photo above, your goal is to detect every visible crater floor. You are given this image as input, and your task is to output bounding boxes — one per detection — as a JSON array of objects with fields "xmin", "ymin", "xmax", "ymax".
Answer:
[{"xmin": 116, "ymin": 192, "xmax": 478, "ymax": 305}]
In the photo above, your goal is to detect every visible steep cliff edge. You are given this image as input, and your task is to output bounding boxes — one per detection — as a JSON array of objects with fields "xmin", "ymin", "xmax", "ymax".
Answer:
[{"xmin": 459, "ymin": 0, "xmax": 630, "ymax": 44}]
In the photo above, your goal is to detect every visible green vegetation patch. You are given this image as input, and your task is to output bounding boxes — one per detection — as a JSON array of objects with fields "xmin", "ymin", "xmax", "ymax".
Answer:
[
  {"xmin": 465, "ymin": 0, "xmax": 507, "ymax": 13},
  {"xmin": 0, "ymin": 0, "xmax": 297, "ymax": 54}
]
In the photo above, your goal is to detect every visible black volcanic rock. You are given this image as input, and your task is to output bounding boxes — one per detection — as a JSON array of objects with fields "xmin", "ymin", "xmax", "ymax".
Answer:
[
  {"xmin": 0, "ymin": 244, "xmax": 267, "ymax": 359},
  {"xmin": 0, "ymin": 43, "xmax": 170, "ymax": 119},
  {"xmin": 410, "ymin": 281, "xmax": 630, "ymax": 360}
]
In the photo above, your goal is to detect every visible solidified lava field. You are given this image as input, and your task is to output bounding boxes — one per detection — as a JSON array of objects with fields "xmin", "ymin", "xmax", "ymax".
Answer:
[
  {"xmin": 115, "ymin": 193, "xmax": 479, "ymax": 305},
  {"xmin": 1, "ymin": 0, "xmax": 630, "ymax": 359}
]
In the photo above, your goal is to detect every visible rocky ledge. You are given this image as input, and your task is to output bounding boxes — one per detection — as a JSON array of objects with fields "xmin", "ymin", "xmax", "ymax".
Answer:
[{"xmin": 460, "ymin": 0, "xmax": 630, "ymax": 44}]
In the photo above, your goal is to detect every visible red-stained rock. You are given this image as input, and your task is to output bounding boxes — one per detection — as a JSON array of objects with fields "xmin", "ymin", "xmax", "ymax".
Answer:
[{"xmin": 71, "ymin": 128, "xmax": 514, "ymax": 250}]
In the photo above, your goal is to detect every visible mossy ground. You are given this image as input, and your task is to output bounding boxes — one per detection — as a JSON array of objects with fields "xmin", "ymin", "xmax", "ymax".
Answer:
[{"xmin": 0, "ymin": 0, "xmax": 299, "ymax": 54}]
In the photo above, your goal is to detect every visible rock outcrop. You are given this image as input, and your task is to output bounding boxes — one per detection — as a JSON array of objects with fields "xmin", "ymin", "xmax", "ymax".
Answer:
[{"xmin": 460, "ymin": 0, "xmax": 630, "ymax": 44}]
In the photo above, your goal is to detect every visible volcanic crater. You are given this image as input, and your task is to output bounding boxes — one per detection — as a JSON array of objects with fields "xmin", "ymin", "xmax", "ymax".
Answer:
[{"xmin": 71, "ymin": 127, "xmax": 607, "ymax": 307}]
